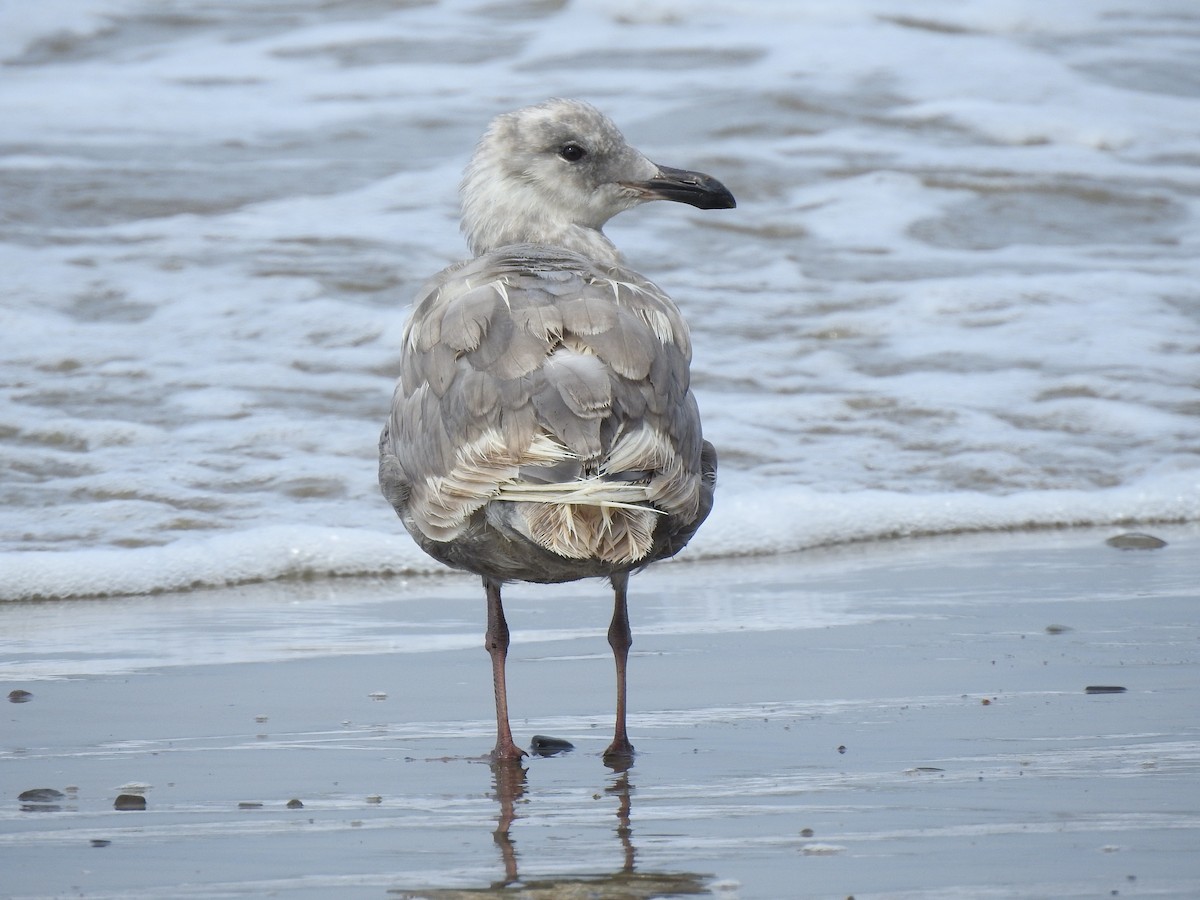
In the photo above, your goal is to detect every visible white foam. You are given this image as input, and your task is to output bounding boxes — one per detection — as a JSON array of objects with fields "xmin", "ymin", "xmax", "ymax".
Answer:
[
  {"xmin": 4, "ymin": 468, "xmax": 1196, "ymax": 601},
  {"xmin": 0, "ymin": 527, "xmax": 439, "ymax": 601}
]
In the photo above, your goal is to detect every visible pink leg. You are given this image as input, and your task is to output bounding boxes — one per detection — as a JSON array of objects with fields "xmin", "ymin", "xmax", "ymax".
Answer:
[
  {"xmin": 485, "ymin": 578, "xmax": 526, "ymax": 761},
  {"xmin": 603, "ymin": 572, "xmax": 635, "ymax": 763}
]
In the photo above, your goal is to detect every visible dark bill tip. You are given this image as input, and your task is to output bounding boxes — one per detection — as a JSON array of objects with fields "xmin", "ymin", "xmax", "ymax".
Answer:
[{"xmin": 629, "ymin": 164, "xmax": 737, "ymax": 210}]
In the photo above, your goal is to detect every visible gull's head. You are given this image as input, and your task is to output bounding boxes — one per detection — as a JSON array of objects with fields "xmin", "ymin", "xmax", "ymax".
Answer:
[{"xmin": 460, "ymin": 99, "xmax": 735, "ymax": 261}]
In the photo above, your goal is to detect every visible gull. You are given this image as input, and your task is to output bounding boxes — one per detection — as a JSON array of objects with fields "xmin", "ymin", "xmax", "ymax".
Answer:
[{"xmin": 379, "ymin": 99, "xmax": 735, "ymax": 763}]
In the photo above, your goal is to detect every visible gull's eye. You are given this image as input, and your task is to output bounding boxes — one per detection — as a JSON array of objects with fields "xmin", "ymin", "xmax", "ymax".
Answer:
[{"xmin": 559, "ymin": 142, "xmax": 587, "ymax": 162}]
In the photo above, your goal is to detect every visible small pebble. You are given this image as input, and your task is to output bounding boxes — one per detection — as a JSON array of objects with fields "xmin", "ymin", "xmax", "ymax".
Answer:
[
  {"xmin": 114, "ymin": 794, "xmax": 146, "ymax": 811},
  {"xmin": 238, "ymin": 801, "xmax": 263, "ymax": 809},
  {"xmin": 1085, "ymin": 685, "xmax": 1127, "ymax": 694},
  {"xmin": 286, "ymin": 798, "xmax": 304, "ymax": 809},
  {"xmin": 530, "ymin": 734, "xmax": 575, "ymax": 757},
  {"xmin": 19, "ymin": 788, "xmax": 65, "ymax": 803},
  {"xmin": 91, "ymin": 839, "xmax": 111, "ymax": 848},
  {"xmin": 1105, "ymin": 532, "xmax": 1167, "ymax": 550},
  {"xmin": 366, "ymin": 795, "xmax": 383, "ymax": 805},
  {"xmin": 18, "ymin": 787, "xmax": 64, "ymax": 816},
  {"xmin": 1045, "ymin": 624, "xmax": 1072, "ymax": 634},
  {"xmin": 837, "ymin": 745, "xmax": 847, "ymax": 754},
  {"xmin": 800, "ymin": 827, "xmax": 815, "ymax": 837},
  {"xmin": 8, "ymin": 689, "xmax": 33, "ymax": 703}
]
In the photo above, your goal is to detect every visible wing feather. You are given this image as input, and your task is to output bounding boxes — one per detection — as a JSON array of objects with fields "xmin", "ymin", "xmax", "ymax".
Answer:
[
  {"xmin": 381, "ymin": 243, "xmax": 709, "ymax": 564},
  {"xmin": 440, "ymin": 285, "xmax": 498, "ymax": 352}
]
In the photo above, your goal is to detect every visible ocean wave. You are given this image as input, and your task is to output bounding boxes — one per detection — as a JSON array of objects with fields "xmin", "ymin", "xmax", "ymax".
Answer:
[{"xmin": 4, "ymin": 469, "xmax": 1195, "ymax": 602}]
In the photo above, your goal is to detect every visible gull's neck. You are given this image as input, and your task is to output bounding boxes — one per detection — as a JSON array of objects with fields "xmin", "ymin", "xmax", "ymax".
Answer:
[{"xmin": 460, "ymin": 158, "xmax": 623, "ymax": 265}]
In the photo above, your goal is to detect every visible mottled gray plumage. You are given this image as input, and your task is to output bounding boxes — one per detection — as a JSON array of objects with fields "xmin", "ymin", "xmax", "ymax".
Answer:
[{"xmin": 378, "ymin": 99, "xmax": 734, "ymax": 762}]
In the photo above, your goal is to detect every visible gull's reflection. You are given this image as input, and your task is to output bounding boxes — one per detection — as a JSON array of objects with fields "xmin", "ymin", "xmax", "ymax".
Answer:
[
  {"xmin": 606, "ymin": 761, "xmax": 636, "ymax": 874},
  {"xmin": 391, "ymin": 757, "xmax": 712, "ymax": 898},
  {"xmin": 490, "ymin": 758, "xmax": 527, "ymax": 888}
]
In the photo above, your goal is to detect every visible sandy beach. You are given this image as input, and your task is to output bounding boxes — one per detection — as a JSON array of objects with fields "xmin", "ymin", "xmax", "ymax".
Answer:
[{"xmin": 3, "ymin": 527, "xmax": 1198, "ymax": 899}]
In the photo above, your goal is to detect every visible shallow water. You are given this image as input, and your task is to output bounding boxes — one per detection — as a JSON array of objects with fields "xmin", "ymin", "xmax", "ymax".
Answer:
[
  {"xmin": 3, "ymin": 531, "xmax": 1199, "ymax": 897},
  {"xmin": 2, "ymin": 3, "xmax": 1199, "ymax": 594}
]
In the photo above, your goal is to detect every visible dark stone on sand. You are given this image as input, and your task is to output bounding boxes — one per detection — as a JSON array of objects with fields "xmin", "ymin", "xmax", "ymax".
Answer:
[
  {"xmin": 530, "ymin": 734, "xmax": 575, "ymax": 757},
  {"xmin": 19, "ymin": 787, "xmax": 65, "ymax": 811},
  {"xmin": 1085, "ymin": 685, "xmax": 1127, "ymax": 694},
  {"xmin": 1045, "ymin": 624, "xmax": 1072, "ymax": 634},
  {"xmin": 114, "ymin": 794, "xmax": 147, "ymax": 810},
  {"xmin": 8, "ymin": 689, "xmax": 33, "ymax": 703},
  {"xmin": 287, "ymin": 798, "xmax": 304, "ymax": 809},
  {"xmin": 1105, "ymin": 532, "xmax": 1167, "ymax": 550},
  {"xmin": 238, "ymin": 801, "xmax": 264, "ymax": 809},
  {"xmin": 91, "ymin": 839, "xmax": 112, "ymax": 848},
  {"xmin": 19, "ymin": 788, "xmax": 65, "ymax": 803}
]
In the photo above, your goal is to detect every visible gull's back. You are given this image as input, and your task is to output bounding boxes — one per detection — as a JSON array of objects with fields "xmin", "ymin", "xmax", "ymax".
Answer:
[{"xmin": 379, "ymin": 100, "xmax": 729, "ymax": 584}]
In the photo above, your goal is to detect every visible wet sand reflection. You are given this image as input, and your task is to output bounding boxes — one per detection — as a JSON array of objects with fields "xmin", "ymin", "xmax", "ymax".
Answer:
[{"xmin": 390, "ymin": 759, "xmax": 712, "ymax": 898}]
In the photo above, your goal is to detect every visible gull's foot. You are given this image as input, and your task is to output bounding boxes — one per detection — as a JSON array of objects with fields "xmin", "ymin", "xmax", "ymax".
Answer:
[
  {"xmin": 490, "ymin": 739, "xmax": 528, "ymax": 762},
  {"xmin": 602, "ymin": 737, "xmax": 635, "ymax": 770}
]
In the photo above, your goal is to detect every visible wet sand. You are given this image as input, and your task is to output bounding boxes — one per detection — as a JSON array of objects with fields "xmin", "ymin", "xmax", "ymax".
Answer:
[{"xmin": 3, "ymin": 528, "xmax": 1199, "ymax": 899}]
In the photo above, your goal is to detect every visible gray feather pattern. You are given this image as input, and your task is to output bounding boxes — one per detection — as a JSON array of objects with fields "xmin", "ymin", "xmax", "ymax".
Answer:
[
  {"xmin": 382, "ymin": 244, "xmax": 706, "ymax": 563},
  {"xmin": 510, "ymin": 301, "xmax": 564, "ymax": 340},
  {"xmin": 484, "ymin": 323, "xmax": 554, "ymax": 381},
  {"xmin": 544, "ymin": 350, "xmax": 611, "ymax": 417},
  {"xmin": 439, "ymin": 285, "xmax": 498, "ymax": 352},
  {"xmin": 573, "ymin": 304, "xmax": 658, "ymax": 380},
  {"xmin": 498, "ymin": 402, "xmax": 538, "ymax": 456},
  {"xmin": 557, "ymin": 294, "xmax": 618, "ymax": 334},
  {"xmin": 532, "ymin": 378, "xmax": 602, "ymax": 458},
  {"xmin": 459, "ymin": 368, "xmax": 502, "ymax": 418}
]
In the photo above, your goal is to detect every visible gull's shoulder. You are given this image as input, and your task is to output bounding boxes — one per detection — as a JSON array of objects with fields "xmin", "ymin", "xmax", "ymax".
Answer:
[{"xmin": 405, "ymin": 243, "xmax": 689, "ymax": 361}]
